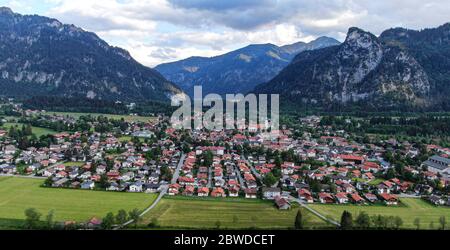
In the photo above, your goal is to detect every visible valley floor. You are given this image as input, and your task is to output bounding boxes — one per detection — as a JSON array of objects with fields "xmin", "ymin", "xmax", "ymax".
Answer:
[
  {"xmin": 0, "ymin": 177, "xmax": 157, "ymax": 229},
  {"xmin": 1, "ymin": 177, "xmax": 449, "ymax": 230}
]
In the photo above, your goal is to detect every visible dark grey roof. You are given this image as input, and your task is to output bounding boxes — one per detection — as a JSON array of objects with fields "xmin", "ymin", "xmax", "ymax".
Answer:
[
  {"xmin": 262, "ymin": 187, "xmax": 281, "ymax": 193},
  {"xmin": 430, "ymin": 155, "xmax": 450, "ymax": 164},
  {"xmin": 423, "ymin": 159, "xmax": 449, "ymax": 171}
]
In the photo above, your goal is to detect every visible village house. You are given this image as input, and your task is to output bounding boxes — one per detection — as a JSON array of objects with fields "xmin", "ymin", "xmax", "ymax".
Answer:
[
  {"xmin": 129, "ymin": 181, "xmax": 143, "ymax": 192},
  {"xmin": 428, "ymin": 195, "xmax": 446, "ymax": 205},
  {"xmin": 168, "ymin": 183, "xmax": 181, "ymax": 195},
  {"xmin": 211, "ymin": 187, "xmax": 226, "ymax": 198},
  {"xmin": 244, "ymin": 188, "xmax": 257, "ymax": 199},
  {"xmin": 319, "ymin": 192, "xmax": 334, "ymax": 204},
  {"xmin": 298, "ymin": 189, "xmax": 314, "ymax": 203},
  {"xmin": 379, "ymin": 193, "xmax": 398, "ymax": 205},
  {"xmin": 198, "ymin": 187, "xmax": 209, "ymax": 197},
  {"xmin": 182, "ymin": 185, "xmax": 195, "ymax": 196},
  {"xmin": 274, "ymin": 196, "xmax": 291, "ymax": 210},
  {"xmin": 81, "ymin": 180, "xmax": 95, "ymax": 190},
  {"xmin": 335, "ymin": 192, "xmax": 349, "ymax": 204},
  {"xmin": 262, "ymin": 187, "xmax": 281, "ymax": 200}
]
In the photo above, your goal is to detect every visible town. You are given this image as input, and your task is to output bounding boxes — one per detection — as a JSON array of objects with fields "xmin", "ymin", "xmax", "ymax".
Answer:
[{"xmin": 1, "ymin": 99, "xmax": 450, "ymax": 215}]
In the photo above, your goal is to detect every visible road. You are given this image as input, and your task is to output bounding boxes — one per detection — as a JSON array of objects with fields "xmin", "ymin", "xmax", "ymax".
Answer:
[
  {"xmin": 250, "ymin": 166, "xmax": 262, "ymax": 181},
  {"xmin": 397, "ymin": 193, "xmax": 421, "ymax": 198},
  {"xmin": 115, "ymin": 153, "xmax": 186, "ymax": 229},
  {"xmin": 171, "ymin": 154, "xmax": 186, "ymax": 184},
  {"xmin": 0, "ymin": 174, "xmax": 46, "ymax": 179},
  {"xmin": 234, "ymin": 165, "xmax": 246, "ymax": 188},
  {"xmin": 207, "ymin": 167, "xmax": 213, "ymax": 188},
  {"xmin": 243, "ymin": 155, "xmax": 263, "ymax": 181},
  {"xmin": 289, "ymin": 196, "xmax": 341, "ymax": 227},
  {"xmin": 37, "ymin": 160, "xmax": 67, "ymax": 175}
]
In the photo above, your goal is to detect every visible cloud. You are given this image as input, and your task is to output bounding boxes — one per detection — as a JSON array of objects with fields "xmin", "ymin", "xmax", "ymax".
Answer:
[
  {"xmin": 4, "ymin": 0, "xmax": 450, "ymax": 66},
  {"xmin": 168, "ymin": 0, "xmax": 272, "ymax": 11}
]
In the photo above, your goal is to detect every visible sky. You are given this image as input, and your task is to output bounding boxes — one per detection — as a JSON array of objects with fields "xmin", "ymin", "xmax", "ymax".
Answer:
[{"xmin": 1, "ymin": 0, "xmax": 450, "ymax": 67}]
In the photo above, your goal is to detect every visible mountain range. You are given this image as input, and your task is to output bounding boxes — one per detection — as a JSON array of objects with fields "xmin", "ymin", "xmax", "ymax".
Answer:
[
  {"xmin": 255, "ymin": 23, "xmax": 450, "ymax": 111},
  {"xmin": 0, "ymin": 7, "xmax": 182, "ymax": 103},
  {"xmin": 155, "ymin": 37, "xmax": 340, "ymax": 96},
  {"xmin": 2, "ymin": 7, "xmax": 450, "ymax": 112}
]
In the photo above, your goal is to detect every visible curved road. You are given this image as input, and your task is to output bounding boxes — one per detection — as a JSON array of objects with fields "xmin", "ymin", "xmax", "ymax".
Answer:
[
  {"xmin": 289, "ymin": 196, "xmax": 341, "ymax": 227},
  {"xmin": 116, "ymin": 153, "xmax": 186, "ymax": 229}
]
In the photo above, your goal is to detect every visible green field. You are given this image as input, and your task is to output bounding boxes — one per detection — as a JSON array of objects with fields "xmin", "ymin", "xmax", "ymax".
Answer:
[
  {"xmin": 141, "ymin": 196, "xmax": 332, "ymax": 229},
  {"xmin": 0, "ymin": 177, "xmax": 157, "ymax": 228},
  {"xmin": 63, "ymin": 162, "xmax": 86, "ymax": 167},
  {"xmin": 1, "ymin": 122, "xmax": 59, "ymax": 137},
  {"xmin": 310, "ymin": 198, "xmax": 450, "ymax": 229},
  {"xmin": 368, "ymin": 178, "xmax": 386, "ymax": 186},
  {"xmin": 50, "ymin": 112, "xmax": 156, "ymax": 123}
]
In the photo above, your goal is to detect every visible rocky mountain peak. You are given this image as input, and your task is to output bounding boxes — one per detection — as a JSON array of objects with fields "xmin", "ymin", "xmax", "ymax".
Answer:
[
  {"xmin": 344, "ymin": 27, "xmax": 380, "ymax": 49},
  {"xmin": 0, "ymin": 6, "xmax": 13, "ymax": 15}
]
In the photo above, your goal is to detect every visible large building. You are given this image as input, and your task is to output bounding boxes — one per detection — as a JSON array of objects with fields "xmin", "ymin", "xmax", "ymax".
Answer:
[{"xmin": 422, "ymin": 155, "xmax": 450, "ymax": 181}]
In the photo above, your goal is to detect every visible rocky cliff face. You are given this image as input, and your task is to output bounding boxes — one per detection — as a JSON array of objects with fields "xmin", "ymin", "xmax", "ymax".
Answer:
[
  {"xmin": 255, "ymin": 26, "xmax": 434, "ymax": 110},
  {"xmin": 0, "ymin": 7, "xmax": 182, "ymax": 102}
]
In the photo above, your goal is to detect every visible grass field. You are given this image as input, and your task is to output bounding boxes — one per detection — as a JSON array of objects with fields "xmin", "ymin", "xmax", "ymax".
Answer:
[
  {"xmin": 310, "ymin": 198, "xmax": 450, "ymax": 229},
  {"xmin": 141, "ymin": 196, "xmax": 333, "ymax": 229},
  {"xmin": 0, "ymin": 177, "xmax": 157, "ymax": 229},
  {"xmin": 368, "ymin": 178, "xmax": 386, "ymax": 186},
  {"xmin": 63, "ymin": 162, "xmax": 85, "ymax": 167},
  {"xmin": 50, "ymin": 112, "xmax": 156, "ymax": 123},
  {"xmin": 1, "ymin": 122, "xmax": 59, "ymax": 137}
]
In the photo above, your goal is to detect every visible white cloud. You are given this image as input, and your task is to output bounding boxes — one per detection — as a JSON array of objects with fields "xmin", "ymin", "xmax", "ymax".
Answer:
[{"xmin": 3, "ymin": 0, "xmax": 449, "ymax": 66}]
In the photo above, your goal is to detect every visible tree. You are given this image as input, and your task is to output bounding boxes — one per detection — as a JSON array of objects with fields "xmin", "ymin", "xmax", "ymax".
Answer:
[
  {"xmin": 294, "ymin": 210, "xmax": 304, "ymax": 230},
  {"xmin": 44, "ymin": 177, "xmax": 53, "ymax": 187},
  {"xmin": 263, "ymin": 173, "xmax": 277, "ymax": 187},
  {"xmin": 148, "ymin": 218, "xmax": 159, "ymax": 228},
  {"xmin": 116, "ymin": 209, "xmax": 128, "ymax": 225},
  {"xmin": 101, "ymin": 212, "xmax": 115, "ymax": 230},
  {"xmin": 98, "ymin": 174, "xmax": 109, "ymax": 189},
  {"xmin": 128, "ymin": 208, "xmax": 142, "ymax": 229},
  {"xmin": 46, "ymin": 210, "xmax": 55, "ymax": 229},
  {"xmin": 215, "ymin": 220, "xmax": 221, "ymax": 229},
  {"xmin": 24, "ymin": 208, "xmax": 42, "ymax": 229},
  {"xmin": 385, "ymin": 168, "xmax": 396, "ymax": 179},
  {"xmin": 355, "ymin": 212, "xmax": 371, "ymax": 229},
  {"xmin": 413, "ymin": 218, "xmax": 421, "ymax": 230},
  {"xmin": 439, "ymin": 216, "xmax": 447, "ymax": 230},
  {"xmin": 340, "ymin": 211, "xmax": 353, "ymax": 230},
  {"xmin": 394, "ymin": 216, "xmax": 403, "ymax": 230}
]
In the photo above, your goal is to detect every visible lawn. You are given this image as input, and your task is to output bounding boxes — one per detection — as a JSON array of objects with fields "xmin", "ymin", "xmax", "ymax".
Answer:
[
  {"xmin": 118, "ymin": 136, "xmax": 147, "ymax": 143},
  {"xmin": 0, "ymin": 177, "xmax": 157, "ymax": 228},
  {"xmin": 368, "ymin": 178, "xmax": 386, "ymax": 186},
  {"xmin": 310, "ymin": 198, "xmax": 450, "ymax": 229},
  {"xmin": 1, "ymin": 122, "xmax": 59, "ymax": 137},
  {"xmin": 50, "ymin": 112, "xmax": 156, "ymax": 123},
  {"xmin": 141, "ymin": 196, "xmax": 333, "ymax": 229},
  {"xmin": 63, "ymin": 161, "xmax": 86, "ymax": 167}
]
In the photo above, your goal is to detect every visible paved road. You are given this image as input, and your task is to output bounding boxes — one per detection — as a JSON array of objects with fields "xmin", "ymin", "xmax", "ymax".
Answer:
[
  {"xmin": 0, "ymin": 174, "xmax": 46, "ymax": 179},
  {"xmin": 398, "ymin": 194, "xmax": 422, "ymax": 198},
  {"xmin": 289, "ymin": 196, "xmax": 341, "ymax": 227},
  {"xmin": 243, "ymin": 155, "xmax": 263, "ymax": 181},
  {"xmin": 37, "ymin": 160, "xmax": 67, "ymax": 175},
  {"xmin": 250, "ymin": 166, "xmax": 262, "ymax": 181},
  {"xmin": 207, "ymin": 167, "xmax": 213, "ymax": 188},
  {"xmin": 234, "ymin": 165, "xmax": 246, "ymax": 188},
  {"xmin": 171, "ymin": 154, "xmax": 185, "ymax": 184},
  {"xmin": 115, "ymin": 153, "xmax": 186, "ymax": 229}
]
